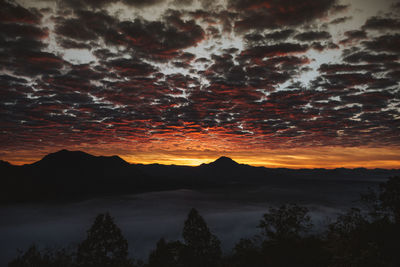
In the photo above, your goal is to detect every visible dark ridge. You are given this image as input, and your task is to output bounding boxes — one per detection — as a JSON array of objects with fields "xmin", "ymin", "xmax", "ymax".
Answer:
[
  {"xmin": 0, "ymin": 160, "xmax": 12, "ymax": 168},
  {"xmin": 34, "ymin": 149, "xmax": 129, "ymax": 167},
  {"xmin": 37, "ymin": 149, "xmax": 95, "ymax": 163},
  {"xmin": 1, "ymin": 149, "xmax": 400, "ymax": 204},
  {"xmin": 207, "ymin": 156, "xmax": 240, "ymax": 167}
]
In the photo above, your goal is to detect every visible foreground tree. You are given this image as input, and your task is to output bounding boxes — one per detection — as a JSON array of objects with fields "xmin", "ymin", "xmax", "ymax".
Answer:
[
  {"xmin": 362, "ymin": 176, "xmax": 400, "ymax": 223},
  {"xmin": 182, "ymin": 208, "xmax": 222, "ymax": 267},
  {"xmin": 8, "ymin": 245, "xmax": 50, "ymax": 267},
  {"xmin": 380, "ymin": 176, "xmax": 400, "ymax": 223},
  {"xmin": 8, "ymin": 245, "xmax": 74, "ymax": 267},
  {"xmin": 9, "ymin": 177, "xmax": 400, "ymax": 267},
  {"xmin": 225, "ymin": 238, "xmax": 264, "ymax": 267},
  {"xmin": 328, "ymin": 177, "xmax": 400, "ymax": 267},
  {"xmin": 259, "ymin": 204, "xmax": 312, "ymax": 241},
  {"xmin": 76, "ymin": 213, "xmax": 133, "ymax": 267},
  {"xmin": 258, "ymin": 204, "xmax": 329, "ymax": 267},
  {"xmin": 147, "ymin": 238, "xmax": 184, "ymax": 267},
  {"xmin": 327, "ymin": 208, "xmax": 387, "ymax": 267}
]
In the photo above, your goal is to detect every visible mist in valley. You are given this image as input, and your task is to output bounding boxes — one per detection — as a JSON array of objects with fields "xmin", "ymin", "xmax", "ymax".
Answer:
[{"xmin": 0, "ymin": 178, "xmax": 379, "ymax": 266}]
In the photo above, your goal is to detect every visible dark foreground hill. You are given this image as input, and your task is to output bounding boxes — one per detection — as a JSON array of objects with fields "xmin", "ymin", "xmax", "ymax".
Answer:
[{"xmin": 1, "ymin": 149, "xmax": 399, "ymax": 203}]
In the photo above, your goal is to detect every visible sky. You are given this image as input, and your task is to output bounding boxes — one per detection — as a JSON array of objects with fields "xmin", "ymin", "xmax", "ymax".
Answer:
[{"xmin": 0, "ymin": 0, "xmax": 399, "ymax": 168}]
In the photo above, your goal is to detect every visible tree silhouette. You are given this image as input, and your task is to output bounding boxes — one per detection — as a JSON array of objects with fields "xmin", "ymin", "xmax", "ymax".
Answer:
[
  {"xmin": 329, "ymin": 177, "xmax": 400, "ymax": 266},
  {"xmin": 147, "ymin": 238, "xmax": 184, "ymax": 267},
  {"xmin": 227, "ymin": 238, "xmax": 264, "ymax": 267},
  {"xmin": 327, "ymin": 208, "xmax": 394, "ymax": 267},
  {"xmin": 76, "ymin": 213, "xmax": 132, "ymax": 267},
  {"xmin": 362, "ymin": 176, "xmax": 400, "ymax": 222},
  {"xmin": 257, "ymin": 204, "xmax": 329, "ymax": 267},
  {"xmin": 8, "ymin": 245, "xmax": 74, "ymax": 267},
  {"xmin": 8, "ymin": 245, "xmax": 50, "ymax": 267},
  {"xmin": 182, "ymin": 208, "xmax": 222, "ymax": 267},
  {"xmin": 259, "ymin": 204, "xmax": 312, "ymax": 241},
  {"xmin": 377, "ymin": 176, "xmax": 400, "ymax": 224},
  {"xmin": 8, "ymin": 177, "xmax": 400, "ymax": 267}
]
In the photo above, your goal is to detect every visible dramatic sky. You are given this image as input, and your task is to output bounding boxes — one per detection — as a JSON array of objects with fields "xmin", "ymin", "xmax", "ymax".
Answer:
[{"xmin": 1, "ymin": 0, "xmax": 400, "ymax": 168}]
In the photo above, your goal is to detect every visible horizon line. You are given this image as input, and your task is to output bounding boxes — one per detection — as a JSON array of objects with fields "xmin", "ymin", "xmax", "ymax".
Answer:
[{"xmin": 2, "ymin": 149, "xmax": 400, "ymax": 170}]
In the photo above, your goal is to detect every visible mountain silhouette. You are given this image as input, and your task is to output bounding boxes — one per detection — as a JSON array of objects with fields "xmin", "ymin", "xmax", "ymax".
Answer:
[
  {"xmin": 0, "ymin": 160, "xmax": 11, "ymax": 168},
  {"xmin": 205, "ymin": 156, "xmax": 241, "ymax": 168},
  {"xmin": 33, "ymin": 149, "xmax": 129, "ymax": 171},
  {"xmin": 1, "ymin": 149, "xmax": 399, "ymax": 204},
  {"xmin": 1, "ymin": 150, "xmax": 145, "ymax": 203}
]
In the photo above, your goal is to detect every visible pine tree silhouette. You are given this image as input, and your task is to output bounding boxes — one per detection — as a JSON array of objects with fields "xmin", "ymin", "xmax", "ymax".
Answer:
[
  {"xmin": 76, "ymin": 213, "xmax": 132, "ymax": 267},
  {"xmin": 8, "ymin": 245, "xmax": 50, "ymax": 267},
  {"xmin": 182, "ymin": 208, "xmax": 221, "ymax": 267},
  {"xmin": 147, "ymin": 238, "xmax": 184, "ymax": 267},
  {"xmin": 259, "ymin": 204, "xmax": 312, "ymax": 241}
]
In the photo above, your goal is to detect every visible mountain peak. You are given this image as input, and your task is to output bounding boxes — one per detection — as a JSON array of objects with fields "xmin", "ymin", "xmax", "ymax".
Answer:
[
  {"xmin": 34, "ymin": 149, "xmax": 129, "ymax": 167},
  {"xmin": 209, "ymin": 156, "xmax": 240, "ymax": 167},
  {"xmin": 41, "ymin": 149, "xmax": 93, "ymax": 161},
  {"xmin": 0, "ymin": 160, "xmax": 12, "ymax": 167}
]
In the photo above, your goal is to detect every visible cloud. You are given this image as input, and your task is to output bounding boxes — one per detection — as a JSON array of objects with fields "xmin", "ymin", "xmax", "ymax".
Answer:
[
  {"xmin": 329, "ymin": 4, "xmax": 350, "ymax": 14},
  {"xmin": 362, "ymin": 34, "xmax": 400, "ymax": 53},
  {"xmin": 362, "ymin": 16, "xmax": 400, "ymax": 30},
  {"xmin": 106, "ymin": 15, "xmax": 205, "ymax": 61},
  {"xmin": 229, "ymin": 0, "xmax": 337, "ymax": 31},
  {"xmin": 3, "ymin": 49, "xmax": 66, "ymax": 77},
  {"xmin": 294, "ymin": 31, "xmax": 331, "ymax": 42},
  {"xmin": 54, "ymin": 9, "xmax": 117, "ymax": 49},
  {"xmin": 319, "ymin": 63, "xmax": 383, "ymax": 73},
  {"xmin": 61, "ymin": 0, "xmax": 165, "ymax": 10},
  {"xmin": 343, "ymin": 51, "xmax": 398, "ymax": 63},
  {"xmin": 240, "ymin": 43, "xmax": 309, "ymax": 62},
  {"xmin": 53, "ymin": 9, "xmax": 206, "ymax": 61},
  {"xmin": 392, "ymin": 1, "xmax": 400, "ymax": 10},
  {"xmin": 339, "ymin": 30, "xmax": 367, "ymax": 45},
  {"xmin": 244, "ymin": 30, "xmax": 295, "ymax": 45},
  {"xmin": 55, "ymin": 18, "xmax": 99, "ymax": 41},
  {"xmin": 329, "ymin": 16, "xmax": 352, "ymax": 24},
  {"xmin": 0, "ymin": 22, "xmax": 48, "ymax": 40},
  {"xmin": 1, "ymin": 0, "xmax": 400, "ymax": 162},
  {"xmin": 106, "ymin": 58, "xmax": 158, "ymax": 78},
  {"xmin": 122, "ymin": 0, "xmax": 165, "ymax": 7},
  {"xmin": 0, "ymin": 0, "xmax": 42, "ymax": 24}
]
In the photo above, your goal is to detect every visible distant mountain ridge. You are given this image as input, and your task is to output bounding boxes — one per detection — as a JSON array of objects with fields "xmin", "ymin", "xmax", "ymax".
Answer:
[
  {"xmin": 203, "ymin": 156, "xmax": 242, "ymax": 167},
  {"xmin": 3, "ymin": 149, "xmax": 399, "ymax": 171},
  {"xmin": 33, "ymin": 149, "xmax": 129, "ymax": 170},
  {"xmin": 40, "ymin": 149, "xmax": 125, "ymax": 163},
  {"xmin": 0, "ymin": 160, "xmax": 12, "ymax": 167},
  {"xmin": 1, "ymin": 149, "xmax": 399, "ymax": 204}
]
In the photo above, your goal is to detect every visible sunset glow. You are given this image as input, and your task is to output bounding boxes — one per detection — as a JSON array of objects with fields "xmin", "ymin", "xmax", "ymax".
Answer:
[
  {"xmin": 123, "ymin": 146, "xmax": 400, "ymax": 169},
  {"xmin": 3, "ymin": 146, "xmax": 400, "ymax": 169},
  {"xmin": 1, "ymin": 0, "xmax": 399, "ymax": 168}
]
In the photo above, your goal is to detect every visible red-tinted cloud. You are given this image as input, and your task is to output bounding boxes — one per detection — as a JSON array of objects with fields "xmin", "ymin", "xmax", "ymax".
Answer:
[{"xmin": 1, "ymin": 0, "xmax": 399, "ymax": 167}]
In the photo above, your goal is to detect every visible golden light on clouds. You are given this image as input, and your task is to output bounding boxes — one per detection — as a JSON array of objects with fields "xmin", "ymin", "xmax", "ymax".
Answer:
[
  {"xmin": 2, "ymin": 0, "xmax": 400, "ymax": 169},
  {"xmin": 118, "ymin": 146, "xmax": 400, "ymax": 169}
]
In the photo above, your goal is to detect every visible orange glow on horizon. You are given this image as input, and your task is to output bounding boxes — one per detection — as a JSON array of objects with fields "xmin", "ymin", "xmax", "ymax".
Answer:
[
  {"xmin": 3, "ymin": 146, "xmax": 399, "ymax": 169},
  {"xmin": 120, "ymin": 146, "xmax": 400, "ymax": 169}
]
